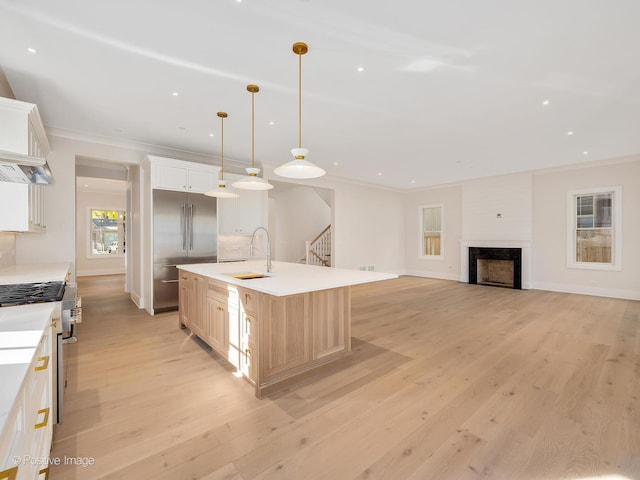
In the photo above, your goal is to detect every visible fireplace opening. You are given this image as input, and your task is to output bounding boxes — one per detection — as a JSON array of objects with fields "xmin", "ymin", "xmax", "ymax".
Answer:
[{"xmin": 469, "ymin": 247, "xmax": 522, "ymax": 290}]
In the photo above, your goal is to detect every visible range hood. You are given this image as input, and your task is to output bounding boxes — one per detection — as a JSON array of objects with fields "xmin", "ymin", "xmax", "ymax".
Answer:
[{"xmin": 0, "ymin": 150, "xmax": 54, "ymax": 184}]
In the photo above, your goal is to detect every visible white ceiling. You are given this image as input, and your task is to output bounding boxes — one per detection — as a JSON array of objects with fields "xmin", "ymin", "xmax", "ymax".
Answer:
[{"xmin": 1, "ymin": 0, "xmax": 639, "ymax": 190}]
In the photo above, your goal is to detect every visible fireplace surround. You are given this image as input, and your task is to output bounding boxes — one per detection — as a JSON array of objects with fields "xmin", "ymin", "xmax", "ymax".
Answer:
[{"xmin": 468, "ymin": 247, "xmax": 522, "ymax": 289}]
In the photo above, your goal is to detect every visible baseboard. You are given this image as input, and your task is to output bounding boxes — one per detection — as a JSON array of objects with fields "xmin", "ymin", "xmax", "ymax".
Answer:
[
  {"xmin": 402, "ymin": 269, "xmax": 460, "ymax": 282},
  {"xmin": 532, "ymin": 282, "xmax": 640, "ymax": 301},
  {"xmin": 130, "ymin": 291, "xmax": 143, "ymax": 309},
  {"xmin": 77, "ymin": 268, "xmax": 126, "ymax": 277}
]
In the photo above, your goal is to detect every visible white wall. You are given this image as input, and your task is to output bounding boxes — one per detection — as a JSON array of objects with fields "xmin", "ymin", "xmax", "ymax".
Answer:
[
  {"xmin": 532, "ymin": 158, "xmax": 640, "ymax": 300},
  {"xmin": 0, "ymin": 233, "xmax": 15, "ymax": 267},
  {"xmin": 76, "ymin": 188, "xmax": 126, "ymax": 276},
  {"xmin": 461, "ymin": 172, "xmax": 533, "ymax": 242},
  {"xmin": 404, "ymin": 184, "xmax": 462, "ymax": 280},
  {"xmin": 269, "ymin": 186, "xmax": 331, "ymax": 263}
]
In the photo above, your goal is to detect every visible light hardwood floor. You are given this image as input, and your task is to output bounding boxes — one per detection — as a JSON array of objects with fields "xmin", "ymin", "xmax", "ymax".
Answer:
[{"xmin": 50, "ymin": 275, "xmax": 640, "ymax": 480}]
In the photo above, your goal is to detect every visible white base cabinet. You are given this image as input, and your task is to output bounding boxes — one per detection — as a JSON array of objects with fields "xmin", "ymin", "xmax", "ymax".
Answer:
[{"xmin": 0, "ymin": 314, "xmax": 54, "ymax": 480}]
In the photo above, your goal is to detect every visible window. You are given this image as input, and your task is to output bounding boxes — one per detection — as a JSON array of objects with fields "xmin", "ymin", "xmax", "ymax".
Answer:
[
  {"xmin": 567, "ymin": 186, "xmax": 621, "ymax": 270},
  {"xmin": 420, "ymin": 205, "xmax": 443, "ymax": 258},
  {"xmin": 90, "ymin": 209, "xmax": 126, "ymax": 256}
]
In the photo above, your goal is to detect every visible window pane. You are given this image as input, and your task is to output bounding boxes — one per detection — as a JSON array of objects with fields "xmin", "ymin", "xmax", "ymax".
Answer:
[
  {"xmin": 576, "ymin": 229, "xmax": 612, "ymax": 263},
  {"xmin": 91, "ymin": 209, "xmax": 125, "ymax": 255},
  {"xmin": 577, "ymin": 196, "xmax": 593, "ymax": 216},
  {"xmin": 423, "ymin": 233, "xmax": 441, "ymax": 256},
  {"xmin": 421, "ymin": 206, "xmax": 442, "ymax": 256},
  {"xmin": 594, "ymin": 194, "xmax": 612, "ymax": 228},
  {"xmin": 422, "ymin": 207, "xmax": 441, "ymax": 233},
  {"xmin": 577, "ymin": 215, "xmax": 594, "ymax": 228}
]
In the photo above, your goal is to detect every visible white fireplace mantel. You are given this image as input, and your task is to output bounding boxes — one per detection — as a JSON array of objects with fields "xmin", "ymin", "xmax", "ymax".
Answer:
[{"xmin": 460, "ymin": 240, "xmax": 532, "ymax": 289}]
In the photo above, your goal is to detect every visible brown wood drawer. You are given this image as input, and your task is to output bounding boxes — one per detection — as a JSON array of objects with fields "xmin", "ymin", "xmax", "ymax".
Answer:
[
  {"xmin": 207, "ymin": 280, "xmax": 229, "ymax": 299},
  {"xmin": 238, "ymin": 288, "xmax": 259, "ymax": 313}
]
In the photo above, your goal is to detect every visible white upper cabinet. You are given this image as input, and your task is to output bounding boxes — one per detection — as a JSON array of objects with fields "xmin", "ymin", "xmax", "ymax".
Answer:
[
  {"xmin": 0, "ymin": 183, "xmax": 46, "ymax": 233},
  {"xmin": 0, "ymin": 97, "xmax": 50, "ymax": 159},
  {"xmin": 146, "ymin": 155, "xmax": 219, "ymax": 194},
  {"xmin": 218, "ymin": 173, "xmax": 267, "ymax": 235}
]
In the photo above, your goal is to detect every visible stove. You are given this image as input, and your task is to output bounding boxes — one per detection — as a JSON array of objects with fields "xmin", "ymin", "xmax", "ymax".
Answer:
[{"xmin": 0, "ymin": 281, "xmax": 66, "ymax": 306}]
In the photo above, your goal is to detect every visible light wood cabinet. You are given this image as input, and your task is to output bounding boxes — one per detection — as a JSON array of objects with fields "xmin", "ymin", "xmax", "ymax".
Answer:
[
  {"xmin": 178, "ymin": 271, "xmax": 205, "ymax": 337},
  {"xmin": 0, "ymin": 183, "xmax": 46, "ymax": 232},
  {"xmin": 178, "ymin": 270, "xmax": 351, "ymax": 397}
]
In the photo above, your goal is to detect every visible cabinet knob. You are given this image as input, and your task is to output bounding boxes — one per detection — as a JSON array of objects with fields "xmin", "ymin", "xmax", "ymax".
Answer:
[{"xmin": 50, "ymin": 321, "xmax": 57, "ymax": 328}]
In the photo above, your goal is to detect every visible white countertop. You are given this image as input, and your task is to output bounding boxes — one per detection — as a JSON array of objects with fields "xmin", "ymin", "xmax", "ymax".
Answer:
[
  {"xmin": 0, "ymin": 302, "xmax": 55, "ymax": 433},
  {"xmin": 177, "ymin": 260, "xmax": 398, "ymax": 296},
  {"xmin": 0, "ymin": 262, "xmax": 71, "ymax": 284}
]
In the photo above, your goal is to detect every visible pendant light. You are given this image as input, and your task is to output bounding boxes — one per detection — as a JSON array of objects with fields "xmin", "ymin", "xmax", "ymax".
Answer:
[
  {"xmin": 232, "ymin": 84, "xmax": 273, "ymax": 190},
  {"xmin": 274, "ymin": 42, "xmax": 325, "ymax": 179},
  {"xmin": 205, "ymin": 112, "xmax": 238, "ymax": 198}
]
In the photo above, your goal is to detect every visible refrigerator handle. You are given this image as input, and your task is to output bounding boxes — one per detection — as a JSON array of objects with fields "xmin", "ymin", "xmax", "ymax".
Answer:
[
  {"xmin": 180, "ymin": 203, "xmax": 187, "ymax": 251},
  {"xmin": 188, "ymin": 203, "xmax": 194, "ymax": 250}
]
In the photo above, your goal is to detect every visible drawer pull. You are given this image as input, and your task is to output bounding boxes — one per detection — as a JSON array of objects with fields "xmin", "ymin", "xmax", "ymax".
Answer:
[
  {"xmin": 217, "ymin": 306, "xmax": 224, "ymax": 311},
  {"xmin": 39, "ymin": 467, "xmax": 50, "ymax": 480},
  {"xmin": 35, "ymin": 356, "xmax": 50, "ymax": 371},
  {"xmin": 34, "ymin": 408, "xmax": 50, "ymax": 429},
  {"xmin": 50, "ymin": 321, "xmax": 57, "ymax": 328},
  {"xmin": 244, "ymin": 293, "xmax": 251, "ymax": 303},
  {"xmin": 246, "ymin": 317, "xmax": 251, "ymax": 323},
  {"xmin": 0, "ymin": 466, "xmax": 18, "ymax": 480}
]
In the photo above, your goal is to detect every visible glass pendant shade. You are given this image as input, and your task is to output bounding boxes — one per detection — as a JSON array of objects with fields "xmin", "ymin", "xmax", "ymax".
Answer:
[
  {"xmin": 233, "ymin": 84, "xmax": 273, "ymax": 191},
  {"xmin": 275, "ymin": 42, "xmax": 325, "ymax": 180},
  {"xmin": 204, "ymin": 111, "xmax": 239, "ymax": 198}
]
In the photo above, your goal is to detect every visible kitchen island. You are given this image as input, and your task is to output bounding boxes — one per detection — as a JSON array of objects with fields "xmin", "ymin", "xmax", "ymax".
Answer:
[{"xmin": 177, "ymin": 261, "xmax": 397, "ymax": 397}]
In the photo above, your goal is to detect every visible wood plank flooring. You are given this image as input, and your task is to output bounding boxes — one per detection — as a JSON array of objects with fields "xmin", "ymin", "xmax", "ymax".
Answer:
[{"xmin": 49, "ymin": 275, "xmax": 640, "ymax": 479}]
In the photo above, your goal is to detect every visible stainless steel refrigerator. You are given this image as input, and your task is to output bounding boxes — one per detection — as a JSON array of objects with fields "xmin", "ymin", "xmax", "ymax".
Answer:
[{"xmin": 153, "ymin": 189, "xmax": 217, "ymax": 312}]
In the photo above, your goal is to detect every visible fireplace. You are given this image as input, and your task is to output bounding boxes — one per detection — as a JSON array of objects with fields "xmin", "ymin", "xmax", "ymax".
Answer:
[{"xmin": 468, "ymin": 247, "xmax": 522, "ymax": 289}]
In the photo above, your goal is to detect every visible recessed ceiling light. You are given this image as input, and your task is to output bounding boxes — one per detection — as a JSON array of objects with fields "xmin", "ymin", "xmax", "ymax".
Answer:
[
  {"xmin": 411, "ymin": 180, "xmax": 415, "ymax": 184},
  {"xmin": 583, "ymin": 151, "xmax": 588, "ymax": 155},
  {"xmin": 377, "ymin": 172, "xmax": 382, "ymax": 176},
  {"xmin": 567, "ymin": 131, "xmax": 574, "ymax": 136},
  {"xmin": 357, "ymin": 66, "xmax": 365, "ymax": 72},
  {"xmin": 172, "ymin": 92, "xmax": 179, "ymax": 97},
  {"xmin": 178, "ymin": 126, "xmax": 186, "ymax": 131},
  {"xmin": 84, "ymin": 184, "xmax": 89, "ymax": 188},
  {"xmin": 269, "ymin": 121, "xmax": 275, "ymax": 126},
  {"xmin": 542, "ymin": 99, "xmax": 550, "ymax": 105},
  {"xmin": 27, "ymin": 47, "xmax": 38, "ymax": 55},
  {"xmin": 209, "ymin": 133, "xmax": 215, "ymax": 137},
  {"xmin": 333, "ymin": 162, "xmax": 338, "ymax": 166}
]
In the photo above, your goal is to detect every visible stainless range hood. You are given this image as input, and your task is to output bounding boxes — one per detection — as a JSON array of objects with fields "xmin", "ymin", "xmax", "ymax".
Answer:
[{"xmin": 0, "ymin": 150, "xmax": 54, "ymax": 184}]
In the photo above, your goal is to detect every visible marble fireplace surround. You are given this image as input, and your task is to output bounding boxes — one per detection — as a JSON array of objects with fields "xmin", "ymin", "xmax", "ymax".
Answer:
[{"xmin": 460, "ymin": 240, "xmax": 531, "ymax": 290}]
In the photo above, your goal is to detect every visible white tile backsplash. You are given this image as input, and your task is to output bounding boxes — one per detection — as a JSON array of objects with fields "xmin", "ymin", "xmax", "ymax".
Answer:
[{"xmin": 218, "ymin": 234, "xmax": 266, "ymax": 260}]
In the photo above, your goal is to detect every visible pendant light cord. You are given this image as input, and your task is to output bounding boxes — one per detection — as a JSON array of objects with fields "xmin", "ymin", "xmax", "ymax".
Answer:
[
  {"xmin": 221, "ymin": 116, "xmax": 225, "ymax": 179},
  {"xmin": 251, "ymin": 90, "xmax": 255, "ymax": 168},
  {"xmin": 298, "ymin": 50, "xmax": 302, "ymax": 149}
]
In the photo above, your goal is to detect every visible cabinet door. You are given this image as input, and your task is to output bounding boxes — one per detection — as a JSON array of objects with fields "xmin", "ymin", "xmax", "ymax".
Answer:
[
  {"xmin": 217, "ymin": 192, "xmax": 239, "ymax": 235},
  {"xmin": 155, "ymin": 164, "xmax": 189, "ymax": 191},
  {"xmin": 261, "ymin": 293, "xmax": 311, "ymax": 379},
  {"xmin": 206, "ymin": 296, "xmax": 228, "ymax": 354},
  {"xmin": 188, "ymin": 274, "xmax": 206, "ymax": 338},
  {"xmin": 178, "ymin": 273, "xmax": 190, "ymax": 327},
  {"xmin": 239, "ymin": 312, "xmax": 257, "ymax": 381},
  {"xmin": 187, "ymin": 168, "xmax": 217, "ymax": 194},
  {"xmin": 236, "ymin": 189, "xmax": 265, "ymax": 234},
  {"xmin": 312, "ymin": 287, "xmax": 350, "ymax": 359},
  {"xmin": 0, "ymin": 183, "xmax": 45, "ymax": 232}
]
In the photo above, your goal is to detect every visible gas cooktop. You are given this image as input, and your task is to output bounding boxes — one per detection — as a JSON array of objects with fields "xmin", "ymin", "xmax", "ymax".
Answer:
[{"xmin": 0, "ymin": 281, "xmax": 66, "ymax": 306}]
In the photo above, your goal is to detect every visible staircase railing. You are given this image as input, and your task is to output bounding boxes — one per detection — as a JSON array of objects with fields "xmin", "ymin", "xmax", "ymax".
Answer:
[{"xmin": 304, "ymin": 224, "xmax": 331, "ymax": 267}]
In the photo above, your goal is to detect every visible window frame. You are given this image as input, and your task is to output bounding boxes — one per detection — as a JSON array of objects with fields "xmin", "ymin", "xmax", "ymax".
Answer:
[
  {"xmin": 88, "ymin": 207, "xmax": 126, "ymax": 259},
  {"xmin": 566, "ymin": 186, "xmax": 622, "ymax": 271},
  {"xmin": 419, "ymin": 204, "xmax": 444, "ymax": 260}
]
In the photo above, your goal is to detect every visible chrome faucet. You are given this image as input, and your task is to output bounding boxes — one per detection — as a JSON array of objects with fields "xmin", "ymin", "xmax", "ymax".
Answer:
[{"xmin": 250, "ymin": 226, "xmax": 272, "ymax": 273}]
